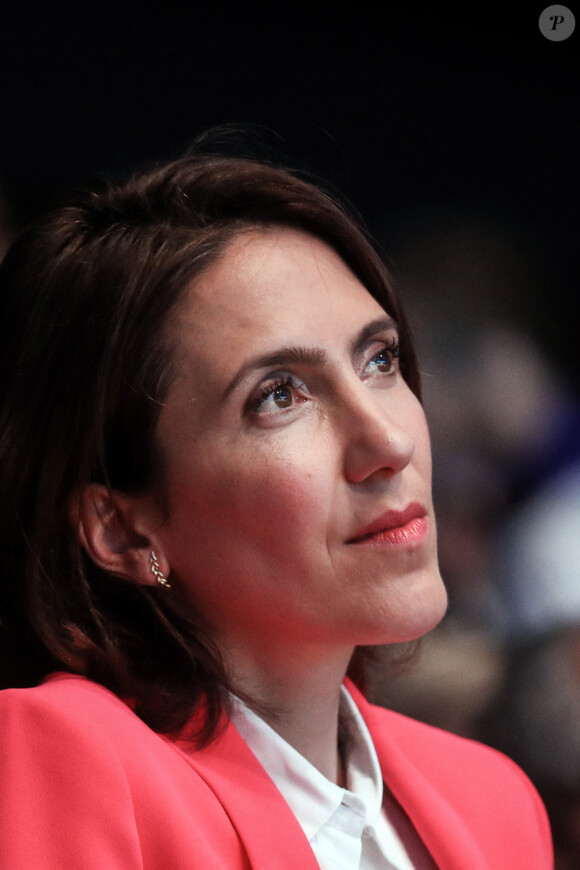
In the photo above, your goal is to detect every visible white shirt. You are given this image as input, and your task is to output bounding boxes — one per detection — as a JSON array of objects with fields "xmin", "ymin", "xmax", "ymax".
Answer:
[{"xmin": 230, "ymin": 687, "xmax": 417, "ymax": 870}]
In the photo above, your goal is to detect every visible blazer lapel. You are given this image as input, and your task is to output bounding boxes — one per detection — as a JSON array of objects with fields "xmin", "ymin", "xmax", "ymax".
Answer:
[
  {"xmin": 174, "ymin": 718, "xmax": 321, "ymax": 870},
  {"xmin": 349, "ymin": 683, "xmax": 490, "ymax": 870}
]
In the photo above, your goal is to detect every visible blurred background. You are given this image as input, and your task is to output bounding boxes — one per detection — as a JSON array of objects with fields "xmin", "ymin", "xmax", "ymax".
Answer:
[{"xmin": 0, "ymin": 4, "xmax": 578, "ymax": 865}]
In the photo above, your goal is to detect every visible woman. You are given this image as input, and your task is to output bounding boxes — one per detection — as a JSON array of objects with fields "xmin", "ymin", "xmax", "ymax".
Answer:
[{"xmin": 0, "ymin": 152, "xmax": 552, "ymax": 868}]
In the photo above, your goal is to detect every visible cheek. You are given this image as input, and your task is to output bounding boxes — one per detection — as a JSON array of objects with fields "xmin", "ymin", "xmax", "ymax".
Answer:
[{"xmin": 162, "ymin": 438, "xmax": 335, "ymax": 566}]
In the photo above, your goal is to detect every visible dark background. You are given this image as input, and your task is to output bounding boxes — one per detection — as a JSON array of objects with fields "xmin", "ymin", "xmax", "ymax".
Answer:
[{"xmin": 0, "ymin": 4, "xmax": 577, "ymax": 384}]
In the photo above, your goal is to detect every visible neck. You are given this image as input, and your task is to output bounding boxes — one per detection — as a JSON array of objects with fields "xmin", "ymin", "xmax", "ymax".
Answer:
[{"xmin": 226, "ymin": 641, "xmax": 354, "ymax": 785}]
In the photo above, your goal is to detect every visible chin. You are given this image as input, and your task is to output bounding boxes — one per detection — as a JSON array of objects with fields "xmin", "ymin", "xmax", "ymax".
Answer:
[
  {"xmin": 367, "ymin": 569, "xmax": 448, "ymax": 647},
  {"xmin": 405, "ymin": 572, "xmax": 448, "ymax": 641},
  {"xmin": 407, "ymin": 588, "xmax": 448, "ymax": 641}
]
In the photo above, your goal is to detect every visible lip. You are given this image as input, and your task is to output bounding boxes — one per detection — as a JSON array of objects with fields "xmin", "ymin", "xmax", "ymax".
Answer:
[{"xmin": 346, "ymin": 502, "xmax": 428, "ymax": 546}]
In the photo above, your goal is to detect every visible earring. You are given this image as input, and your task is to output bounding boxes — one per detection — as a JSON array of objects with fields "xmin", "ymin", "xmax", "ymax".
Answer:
[{"xmin": 149, "ymin": 550, "xmax": 171, "ymax": 588}]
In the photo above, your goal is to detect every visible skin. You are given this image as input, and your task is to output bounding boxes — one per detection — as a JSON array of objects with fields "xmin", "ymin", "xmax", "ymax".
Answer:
[{"xmin": 86, "ymin": 227, "xmax": 447, "ymax": 783}]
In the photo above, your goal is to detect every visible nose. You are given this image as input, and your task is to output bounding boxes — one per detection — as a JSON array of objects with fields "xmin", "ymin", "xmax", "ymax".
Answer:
[{"xmin": 341, "ymin": 385, "xmax": 416, "ymax": 484}]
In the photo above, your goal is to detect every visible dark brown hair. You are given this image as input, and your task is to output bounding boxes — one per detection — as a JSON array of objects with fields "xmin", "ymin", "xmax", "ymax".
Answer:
[{"xmin": 0, "ymin": 150, "xmax": 421, "ymax": 742}]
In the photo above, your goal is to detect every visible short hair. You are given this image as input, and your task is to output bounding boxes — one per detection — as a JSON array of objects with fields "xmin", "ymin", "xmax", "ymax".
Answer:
[{"xmin": 0, "ymin": 150, "xmax": 421, "ymax": 742}]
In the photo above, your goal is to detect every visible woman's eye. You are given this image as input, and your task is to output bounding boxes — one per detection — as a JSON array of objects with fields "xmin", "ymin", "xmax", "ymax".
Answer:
[
  {"xmin": 252, "ymin": 375, "xmax": 307, "ymax": 413},
  {"xmin": 364, "ymin": 341, "xmax": 400, "ymax": 377}
]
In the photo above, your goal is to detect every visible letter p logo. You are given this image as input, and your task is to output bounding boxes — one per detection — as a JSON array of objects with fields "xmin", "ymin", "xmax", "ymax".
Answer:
[{"xmin": 539, "ymin": 5, "xmax": 576, "ymax": 40}]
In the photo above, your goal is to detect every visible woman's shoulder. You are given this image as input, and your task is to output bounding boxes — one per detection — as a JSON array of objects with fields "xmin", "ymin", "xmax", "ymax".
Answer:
[
  {"xmin": 0, "ymin": 672, "xmax": 207, "ymax": 796},
  {"xmin": 349, "ymin": 680, "xmax": 550, "ymax": 815},
  {"xmin": 0, "ymin": 672, "xmax": 146, "ymax": 743},
  {"xmin": 0, "ymin": 673, "xmax": 178, "ymax": 796},
  {"xmin": 361, "ymin": 687, "xmax": 537, "ymax": 790},
  {"xmin": 349, "ymin": 685, "xmax": 553, "ymax": 867},
  {"xmin": 0, "ymin": 679, "xmax": 259, "ymax": 868}
]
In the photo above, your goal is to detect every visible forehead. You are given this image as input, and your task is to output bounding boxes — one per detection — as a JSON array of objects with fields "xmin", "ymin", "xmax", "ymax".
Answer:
[{"xmin": 171, "ymin": 227, "xmax": 388, "ymax": 359}]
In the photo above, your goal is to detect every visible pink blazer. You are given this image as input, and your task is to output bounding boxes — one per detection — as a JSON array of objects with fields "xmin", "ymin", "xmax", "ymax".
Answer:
[{"xmin": 0, "ymin": 672, "xmax": 553, "ymax": 869}]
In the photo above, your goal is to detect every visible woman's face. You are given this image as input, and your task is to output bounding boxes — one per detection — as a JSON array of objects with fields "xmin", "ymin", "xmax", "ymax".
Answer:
[{"xmin": 154, "ymin": 228, "xmax": 447, "ymax": 660}]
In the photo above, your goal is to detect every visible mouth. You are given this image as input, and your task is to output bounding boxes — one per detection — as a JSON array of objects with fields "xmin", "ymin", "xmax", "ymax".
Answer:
[{"xmin": 346, "ymin": 502, "xmax": 428, "ymax": 546}]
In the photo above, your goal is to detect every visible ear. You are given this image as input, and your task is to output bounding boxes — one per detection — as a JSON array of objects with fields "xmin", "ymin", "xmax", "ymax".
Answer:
[{"xmin": 72, "ymin": 484, "xmax": 170, "ymax": 587}]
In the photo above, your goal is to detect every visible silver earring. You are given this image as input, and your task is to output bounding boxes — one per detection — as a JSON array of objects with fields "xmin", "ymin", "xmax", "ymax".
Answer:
[{"xmin": 149, "ymin": 550, "xmax": 171, "ymax": 588}]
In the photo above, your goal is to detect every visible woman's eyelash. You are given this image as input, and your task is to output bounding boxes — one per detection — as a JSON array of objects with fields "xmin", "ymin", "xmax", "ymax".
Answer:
[{"xmin": 252, "ymin": 375, "xmax": 299, "ymax": 411}]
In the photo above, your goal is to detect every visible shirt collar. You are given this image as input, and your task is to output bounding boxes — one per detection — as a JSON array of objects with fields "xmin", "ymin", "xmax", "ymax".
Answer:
[{"xmin": 229, "ymin": 685, "xmax": 384, "ymax": 843}]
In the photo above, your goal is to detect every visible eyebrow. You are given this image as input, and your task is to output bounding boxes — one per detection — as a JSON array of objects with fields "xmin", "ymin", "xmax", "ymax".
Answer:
[{"xmin": 220, "ymin": 315, "xmax": 397, "ymax": 402}]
